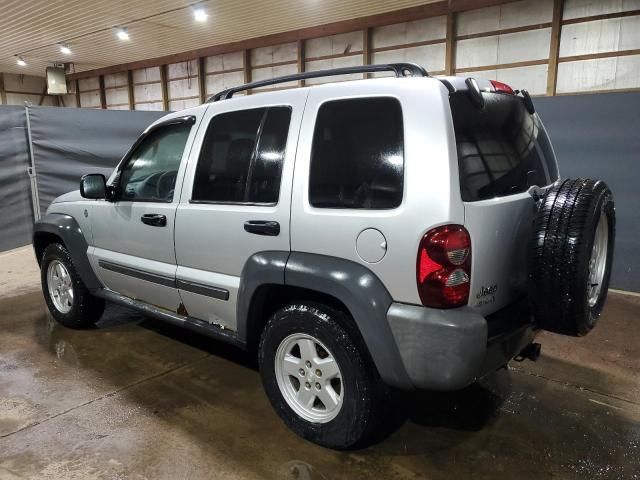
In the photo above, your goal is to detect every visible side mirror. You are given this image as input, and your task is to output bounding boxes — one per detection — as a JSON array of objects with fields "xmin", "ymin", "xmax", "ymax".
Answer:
[{"xmin": 80, "ymin": 174, "xmax": 106, "ymax": 199}]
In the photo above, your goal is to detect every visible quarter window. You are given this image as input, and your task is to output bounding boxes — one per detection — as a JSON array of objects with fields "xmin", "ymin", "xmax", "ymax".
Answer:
[
  {"xmin": 118, "ymin": 123, "xmax": 192, "ymax": 202},
  {"xmin": 192, "ymin": 107, "xmax": 291, "ymax": 204},
  {"xmin": 309, "ymin": 97, "xmax": 404, "ymax": 209}
]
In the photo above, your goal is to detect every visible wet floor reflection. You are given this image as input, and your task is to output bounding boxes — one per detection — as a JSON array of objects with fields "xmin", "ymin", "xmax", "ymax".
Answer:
[{"xmin": 1, "ymin": 292, "xmax": 639, "ymax": 480}]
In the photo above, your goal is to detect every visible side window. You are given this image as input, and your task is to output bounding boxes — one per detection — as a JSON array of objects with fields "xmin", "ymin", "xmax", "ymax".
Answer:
[
  {"xmin": 192, "ymin": 107, "xmax": 291, "ymax": 204},
  {"xmin": 118, "ymin": 123, "xmax": 192, "ymax": 202},
  {"xmin": 309, "ymin": 97, "xmax": 404, "ymax": 209}
]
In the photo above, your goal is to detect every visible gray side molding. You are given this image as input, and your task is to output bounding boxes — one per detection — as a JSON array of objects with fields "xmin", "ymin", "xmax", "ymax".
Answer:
[
  {"xmin": 236, "ymin": 251, "xmax": 289, "ymax": 342},
  {"xmin": 285, "ymin": 252, "xmax": 413, "ymax": 390},
  {"xmin": 33, "ymin": 213, "xmax": 102, "ymax": 291}
]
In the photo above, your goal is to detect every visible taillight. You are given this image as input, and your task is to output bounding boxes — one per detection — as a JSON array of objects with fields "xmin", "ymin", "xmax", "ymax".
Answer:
[
  {"xmin": 490, "ymin": 80, "xmax": 515, "ymax": 94},
  {"xmin": 417, "ymin": 225, "xmax": 471, "ymax": 308}
]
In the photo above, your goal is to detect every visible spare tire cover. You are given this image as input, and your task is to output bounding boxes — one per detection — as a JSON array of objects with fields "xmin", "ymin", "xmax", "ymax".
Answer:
[{"xmin": 529, "ymin": 178, "xmax": 615, "ymax": 336}]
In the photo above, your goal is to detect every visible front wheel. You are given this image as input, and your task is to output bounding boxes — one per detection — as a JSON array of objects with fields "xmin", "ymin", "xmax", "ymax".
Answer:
[
  {"xmin": 41, "ymin": 243, "xmax": 105, "ymax": 329},
  {"xmin": 258, "ymin": 303, "xmax": 394, "ymax": 449}
]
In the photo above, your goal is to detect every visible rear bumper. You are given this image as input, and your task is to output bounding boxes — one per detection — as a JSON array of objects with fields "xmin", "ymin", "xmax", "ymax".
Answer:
[{"xmin": 387, "ymin": 299, "xmax": 535, "ymax": 390}]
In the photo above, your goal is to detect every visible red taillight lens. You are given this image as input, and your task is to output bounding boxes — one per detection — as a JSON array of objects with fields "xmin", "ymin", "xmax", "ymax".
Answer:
[
  {"xmin": 416, "ymin": 225, "xmax": 471, "ymax": 308},
  {"xmin": 490, "ymin": 80, "xmax": 515, "ymax": 94}
]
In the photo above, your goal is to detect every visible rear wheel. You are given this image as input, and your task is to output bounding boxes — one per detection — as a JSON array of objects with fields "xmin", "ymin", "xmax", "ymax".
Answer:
[
  {"xmin": 529, "ymin": 179, "xmax": 615, "ymax": 336},
  {"xmin": 258, "ymin": 303, "xmax": 394, "ymax": 449},
  {"xmin": 41, "ymin": 243, "xmax": 105, "ymax": 329}
]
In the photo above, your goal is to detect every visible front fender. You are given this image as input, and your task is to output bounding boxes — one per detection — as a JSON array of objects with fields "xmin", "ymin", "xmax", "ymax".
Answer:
[{"xmin": 33, "ymin": 213, "xmax": 102, "ymax": 291}]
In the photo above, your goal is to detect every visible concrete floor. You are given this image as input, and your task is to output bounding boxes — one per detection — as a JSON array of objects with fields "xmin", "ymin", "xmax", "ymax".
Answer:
[{"xmin": 0, "ymin": 248, "xmax": 639, "ymax": 479}]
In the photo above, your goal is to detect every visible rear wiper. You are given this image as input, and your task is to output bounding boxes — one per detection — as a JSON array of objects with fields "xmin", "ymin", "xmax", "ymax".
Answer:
[{"xmin": 527, "ymin": 185, "xmax": 545, "ymax": 201}]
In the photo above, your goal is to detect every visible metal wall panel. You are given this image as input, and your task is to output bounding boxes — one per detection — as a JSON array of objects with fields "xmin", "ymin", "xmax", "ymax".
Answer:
[
  {"xmin": 306, "ymin": 31, "xmax": 364, "ymax": 58},
  {"xmin": 372, "ymin": 43, "xmax": 446, "ymax": 72},
  {"xmin": 133, "ymin": 83, "xmax": 162, "ymax": 103},
  {"xmin": 456, "ymin": 0, "xmax": 553, "ymax": 36},
  {"xmin": 557, "ymin": 54, "xmax": 640, "ymax": 93},
  {"xmin": 167, "ymin": 78, "xmax": 199, "ymax": 100},
  {"xmin": 250, "ymin": 42, "xmax": 298, "ymax": 91},
  {"xmin": 205, "ymin": 52, "xmax": 244, "ymax": 72},
  {"xmin": 205, "ymin": 71, "xmax": 245, "ymax": 97},
  {"xmin": 105, "ymin": 87, "xmax": 129, "ymax": 107},
  {"xmin": 563, "ymin": 0, "xmax": 640, "ymax": 20},
  {"xmin": 134, "ymin": 102, "xmax": 165, "ymax": 111},
  {"xmin": 456, "ymin": 29, "xmax": 551, "ymax": 69},
  {"xmin": 560, "ymin": 14, "xmax": 640, "ymax": 57},
  {"xmin": 251, "ymin": 42, "xmax": 297, "ymax": 66},
  {"xmin": 167, "ymin": 59, "xmax": 198, "ymax": 79},
  {"xmin": 561, "ymin": 18, "xmax": 622, "ymax": 57},
  {"xmin": 132, "ymin": 67, "xmax": 161, "ymax": 83},
  {"xmin": 372, "ymin": 16, "xmax": 446, "ymax": 48},
  {"xmin": 78, "ymin": 77, "xmax": 99, "ymax": 91},
  {"xmin": 168, "ymin": 98, "xmax": 200, "ymax": 111},
  {"xmin": 104, "ymin": 72, "xmax": 128, "ymax": 88}
]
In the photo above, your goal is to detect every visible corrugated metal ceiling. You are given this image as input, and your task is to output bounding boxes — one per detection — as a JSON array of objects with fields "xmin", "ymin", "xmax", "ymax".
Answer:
[{"xmin": 1, "ymin": 0, "xmax": 439, "ymax": 76}]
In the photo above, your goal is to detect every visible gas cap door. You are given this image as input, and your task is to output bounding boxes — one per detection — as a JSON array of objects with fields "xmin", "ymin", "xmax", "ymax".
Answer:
[{"xmin": 356, "ymin": 228, "xmax": 387, "ymax": 264}]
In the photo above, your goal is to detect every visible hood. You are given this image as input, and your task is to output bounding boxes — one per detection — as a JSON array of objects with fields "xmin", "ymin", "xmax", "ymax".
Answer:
[{"xmin": 51, "ymin": 190, "xmax": 83, "ymax": 204}]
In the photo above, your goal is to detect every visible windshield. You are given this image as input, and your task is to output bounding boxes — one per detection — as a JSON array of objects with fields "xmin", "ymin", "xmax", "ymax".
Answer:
[{"xmin": 450, "ymin": 91, "xmax": 558, "ymax": 202}]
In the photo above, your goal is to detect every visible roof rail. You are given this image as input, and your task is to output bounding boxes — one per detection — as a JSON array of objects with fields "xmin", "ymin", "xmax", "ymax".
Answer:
[{"xmin": 207, "ymin": 62, "xmax": 428, "ymax": 102}]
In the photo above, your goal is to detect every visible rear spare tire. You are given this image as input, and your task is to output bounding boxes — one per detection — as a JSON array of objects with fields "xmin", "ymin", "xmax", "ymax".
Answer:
[{"xmin": 529, "ymin": 178, "xmax": 615, "ymax": 336}]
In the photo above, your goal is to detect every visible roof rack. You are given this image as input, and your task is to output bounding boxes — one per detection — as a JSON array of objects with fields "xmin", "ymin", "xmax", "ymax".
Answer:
[{"xmin": 207, "ymin": 62, "xmax": 428, "ymax": 102}]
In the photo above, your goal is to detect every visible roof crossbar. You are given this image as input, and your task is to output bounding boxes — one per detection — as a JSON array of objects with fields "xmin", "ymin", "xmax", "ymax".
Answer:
[{"xmin": 207, "ymin": 62, "xmax": 428, "ymax": 102}]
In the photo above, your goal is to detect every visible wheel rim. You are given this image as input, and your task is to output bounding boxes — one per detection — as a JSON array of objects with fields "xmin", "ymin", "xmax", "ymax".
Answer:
[
  {"xmin": 274, "ymin": 333, "xmax": 344, "ymax": 424},
  {"xmin": 47, "ymin": 260, "xmax": 74, "ymax": 314},
  {"xmin": 587, "ymin": 212, "xmax": 609, "ymax": 307}
]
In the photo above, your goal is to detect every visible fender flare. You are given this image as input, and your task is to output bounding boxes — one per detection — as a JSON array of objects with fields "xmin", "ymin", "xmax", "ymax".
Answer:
[
  {"xmin": 33, "ymin": 213, "xmax": 102, "ymax": 291},
  {"xmin": 237, "ymin": 251, "xmax": 413, "ymax": 390}
]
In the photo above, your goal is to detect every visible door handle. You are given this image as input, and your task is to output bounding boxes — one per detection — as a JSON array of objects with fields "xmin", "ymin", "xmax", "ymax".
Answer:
[
  {"xmin": 244, "ymin": 220, "xmax": 280, "ymax": 236},
  {"xmin": 141, "ymin": 213, "xmax": 167, "ymax": 227}
]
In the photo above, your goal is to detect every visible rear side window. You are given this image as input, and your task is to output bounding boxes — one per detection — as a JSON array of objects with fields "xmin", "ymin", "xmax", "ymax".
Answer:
[
  {"xmin": 309, "ymin": 97, "xmax": 404, "ymax": 209},
  {"xmin": 192, "ymin": 107, "xmax": 291, "ymax": 204},
  {"xmin": 450, "ymin": 91, "xmax": 558, "ymax": 202}
]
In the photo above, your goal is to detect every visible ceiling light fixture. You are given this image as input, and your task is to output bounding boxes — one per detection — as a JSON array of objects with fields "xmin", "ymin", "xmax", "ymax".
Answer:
[
  {"xmin": 193, "ymin": 7, "xmax": 208, "ymax": 22},
  {"xmin": 59, "ymin": 43, "xmax": 72, "ymax": 55},
  {"xmin": 115, "ymin": 26, "xmax": 130, "ymax": 41},
  {"xmin": 16, "ymin": 55, "xmax": 26, "ymax": 66}
]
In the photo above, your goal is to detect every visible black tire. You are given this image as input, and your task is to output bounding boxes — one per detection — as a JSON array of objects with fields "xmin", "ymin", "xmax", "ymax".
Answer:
[
  {"xmin": 41, "ymin": 243, "xmax": 105, "ymax": 329},
  {"xmin": 529, "ymin": 178, "xmax": 615, "ymax": 336},
  {"xmin": 258, "ymin": 303, "xmax": 395, "ymax": 449}
]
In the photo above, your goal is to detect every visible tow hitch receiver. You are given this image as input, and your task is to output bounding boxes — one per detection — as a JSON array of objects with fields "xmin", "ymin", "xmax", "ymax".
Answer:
[{"xmin": 515, "ymin": 342, "xmax": 542, "ymax": 362}]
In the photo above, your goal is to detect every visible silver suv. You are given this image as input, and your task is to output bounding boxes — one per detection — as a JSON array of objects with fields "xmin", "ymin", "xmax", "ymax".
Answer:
[{"xmin": 33, "ymin": 63, "xmax": 615, "ymax": 449}]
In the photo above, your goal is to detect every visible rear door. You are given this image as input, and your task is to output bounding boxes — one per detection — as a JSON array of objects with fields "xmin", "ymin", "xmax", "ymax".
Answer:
[
  {"xmin": 450, "ymin": 87, "xmax": 559, "ymax": 315},
  {"xmin": 174, "ymin": 90, "xmax": 307, "ymax": 330}
]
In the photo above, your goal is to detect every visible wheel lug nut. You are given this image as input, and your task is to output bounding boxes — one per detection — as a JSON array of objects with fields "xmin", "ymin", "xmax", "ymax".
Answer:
[
  {"xmin": 315, "ymin": 383, "xmax": 321, "ymax": 390},
  {"xmin": 315, "ymin": 369, "xmax": 322, "ymax": 376},
  {"xmin": 299, "ymin": 368, "xmax": 305, "ymax": 376},
  {"xmin": 305, "ymin": 361, "xmax": 312, "ymax": 368},
  {"xmin": 305, "ymin": 382, "xmax": 311, "ymax": 389}
]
